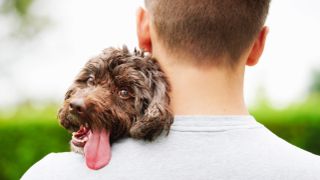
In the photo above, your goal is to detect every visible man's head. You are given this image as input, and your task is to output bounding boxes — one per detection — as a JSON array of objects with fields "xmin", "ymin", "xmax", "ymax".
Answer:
[{"xmin": 137, "ymin": 0, "xmax": 270, "ymax": 69}]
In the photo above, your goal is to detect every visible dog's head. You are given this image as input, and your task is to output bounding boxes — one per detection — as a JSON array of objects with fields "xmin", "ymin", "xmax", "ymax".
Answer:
[{"xmin": 58, "ymin": 46, "xmax": 173, "ymax": 143}]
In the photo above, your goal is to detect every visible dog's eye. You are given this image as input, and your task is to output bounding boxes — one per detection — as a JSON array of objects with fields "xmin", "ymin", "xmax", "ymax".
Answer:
[
  {"xmin": 118, "ymin": 89, "xmax": 130, "ymax": 99},
  {"xmin": 87, "ymin": 77, "xmax": 95, "ymax": 86},
  {"xmin": 65, "ymin": 90, "xmax": 73, "ymax": 100}
]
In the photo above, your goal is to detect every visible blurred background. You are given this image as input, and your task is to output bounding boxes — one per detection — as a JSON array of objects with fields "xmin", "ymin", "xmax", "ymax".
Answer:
[{"xmin": 0, "ymin": 0, "xmax": 319, "ymax": 179}]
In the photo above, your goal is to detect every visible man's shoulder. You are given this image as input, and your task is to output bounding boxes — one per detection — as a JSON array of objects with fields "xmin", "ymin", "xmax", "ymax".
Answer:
[
  {"xmin": 22, "ymin": 125, "xmax": 320, "ymax": 180},
  {"xmin": 21, "ymin": 152, "xmax": 83, "ymax": 180},
  {"xmin": 21, "ymin": 138, "xmax": 152, "ymax": 180}
]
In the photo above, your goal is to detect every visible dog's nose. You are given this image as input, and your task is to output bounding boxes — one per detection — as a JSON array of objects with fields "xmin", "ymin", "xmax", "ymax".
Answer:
[{"xmin": 69, "ymin": 98, "xmax": 86, "ymax": 115}]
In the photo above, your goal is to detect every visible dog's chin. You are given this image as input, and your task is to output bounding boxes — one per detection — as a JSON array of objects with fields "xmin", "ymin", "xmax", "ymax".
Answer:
[{"xmin": 71, "ymin": 142, "xmax": 84, "ymax": 154}]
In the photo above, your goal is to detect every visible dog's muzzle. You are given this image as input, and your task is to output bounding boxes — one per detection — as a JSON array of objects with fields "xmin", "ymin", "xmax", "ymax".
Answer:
[{"xmin": 69, "ymin": 98, "xmax": 86, "ymax": 116}]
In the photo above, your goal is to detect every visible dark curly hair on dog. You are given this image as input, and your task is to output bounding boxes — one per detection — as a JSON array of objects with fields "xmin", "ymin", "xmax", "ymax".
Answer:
[{"xmin": 57, "ymin": 46, "xmax": 173, "ymax": 169}]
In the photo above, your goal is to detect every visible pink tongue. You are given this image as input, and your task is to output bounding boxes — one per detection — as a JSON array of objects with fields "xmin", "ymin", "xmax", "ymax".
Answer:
[{"xmin": 84, "ymin": 129, "xmax": 111, "ymax": 170}]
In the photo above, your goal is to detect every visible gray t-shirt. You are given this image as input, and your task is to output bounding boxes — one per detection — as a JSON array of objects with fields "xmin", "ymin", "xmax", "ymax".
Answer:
[{"xmin": 21, "ymin": 116, "xmax": 320, "ymax": 180}]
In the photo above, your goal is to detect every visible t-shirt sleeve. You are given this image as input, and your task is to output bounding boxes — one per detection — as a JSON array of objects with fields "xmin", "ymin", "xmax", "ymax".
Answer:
[
  {"xmin": 21, "ymin": 153, "xmax": 62, "ymax": 180},
  {"xmin": 21, "ymin": 152, "xmax": 86, "ymax": 180}
]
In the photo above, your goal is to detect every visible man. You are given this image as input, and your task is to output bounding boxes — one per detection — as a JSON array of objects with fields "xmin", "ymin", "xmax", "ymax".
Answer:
[{"xmin": 22, "ymin": 0, "xmax": 320, "ymax": 179}]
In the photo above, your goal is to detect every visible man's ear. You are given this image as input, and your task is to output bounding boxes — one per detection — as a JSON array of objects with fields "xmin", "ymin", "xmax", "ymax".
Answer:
[
  {"xmin": 136, "ymin": 7, "xmax": 152, "ymax": 52},
  {"xmin": 246, "ymin": 26, "xmax": 269, "ymax": 66}
]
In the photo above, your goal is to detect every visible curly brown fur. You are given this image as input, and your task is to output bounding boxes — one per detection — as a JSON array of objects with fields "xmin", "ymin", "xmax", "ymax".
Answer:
[{"xmin": 58, "ymin": 46, "xmax": 173, "ymax": 153}]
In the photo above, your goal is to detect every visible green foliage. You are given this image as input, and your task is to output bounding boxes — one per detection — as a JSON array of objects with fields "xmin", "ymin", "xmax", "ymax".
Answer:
[
  {"xmin": 0, "ymin": 0, "xmax": 50, "ymax": 39},
  {"xmin": 250, "ymin": 94, "xmax": 320, "ymax": 155},
  {"xmin": 0, "ymin": 96, "xmax": 319, "ymax": 180},
  {"xmin": 310, "ymin": 69, "xmax": 320, "ymax": 93},
  {"xmin": 0, "ymin": 104, "xmax": 70, "ymax": 180},
  {"xmin": 1, "ymin": 0, "xmax": 34, "ymax": 16},
  {"xmin": 14, "ymin": 0, "xmax": 33, "ymax": 16}
]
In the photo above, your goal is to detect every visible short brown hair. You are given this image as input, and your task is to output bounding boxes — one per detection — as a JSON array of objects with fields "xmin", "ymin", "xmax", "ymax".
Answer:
[{"xmin": 145, "ymin": 0, "xmax": 270, "ymax": 67}]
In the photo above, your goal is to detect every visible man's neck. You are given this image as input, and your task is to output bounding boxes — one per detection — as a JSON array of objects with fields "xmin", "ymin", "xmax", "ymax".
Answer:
[{"xmin": 154, "ymin": 52, "xmax": 249, "ymax": 116}]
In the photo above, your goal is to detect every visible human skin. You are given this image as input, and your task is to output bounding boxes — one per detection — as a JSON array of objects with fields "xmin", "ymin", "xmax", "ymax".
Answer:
[{"xmin": 135, "ymin": 7, "xmax": 269, "ymax": 116}]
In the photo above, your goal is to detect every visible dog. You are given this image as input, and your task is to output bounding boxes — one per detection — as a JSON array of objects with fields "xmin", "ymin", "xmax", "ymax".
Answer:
[{"xmin": 58, "ymin": 46, "xmax": 173, "ymax": 170}]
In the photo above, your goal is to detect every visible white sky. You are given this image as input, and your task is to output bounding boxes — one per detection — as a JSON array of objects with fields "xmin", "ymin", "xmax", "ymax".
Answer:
[{"xmin": 0, "ymin": 0, "xmax": 320, "ymax": 108}]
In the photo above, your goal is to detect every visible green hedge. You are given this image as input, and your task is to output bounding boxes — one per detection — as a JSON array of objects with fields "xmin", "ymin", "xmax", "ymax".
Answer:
[
  {"xmin": 0, "ymin": 121, "xmax": 69, "ymax": 180},
  {"xmin": 251, "ymin": 94, "xmax": 320, "ymax": 155},
  {"xmin": 0, "ymin": 104, "xmax": 70, "ymax": 180},
  {"xmin": 0, "ymin": 97, "xmax": 319, "ymax": 180}
]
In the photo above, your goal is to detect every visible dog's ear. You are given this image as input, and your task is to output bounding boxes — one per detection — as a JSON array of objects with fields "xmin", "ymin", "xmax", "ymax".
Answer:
[{"xmin": 130, "ymin": 68, "xmax": 173, "ymax": 141}]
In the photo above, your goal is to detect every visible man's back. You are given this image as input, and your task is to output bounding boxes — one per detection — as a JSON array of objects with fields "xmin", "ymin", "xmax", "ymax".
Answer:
[{"xmin": 22, "ymin": 116, "xmax": 320, "ymax": 180}]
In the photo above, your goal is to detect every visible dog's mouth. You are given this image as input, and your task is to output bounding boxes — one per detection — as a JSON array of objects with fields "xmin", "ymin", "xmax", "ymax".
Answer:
[
  {"xmin": 72, "ymin": 124, "xmax": 111, "ymax": 170},
  {"xmin": 72, "ymin": 125, "xmax": 90, "ymax": 147}
]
